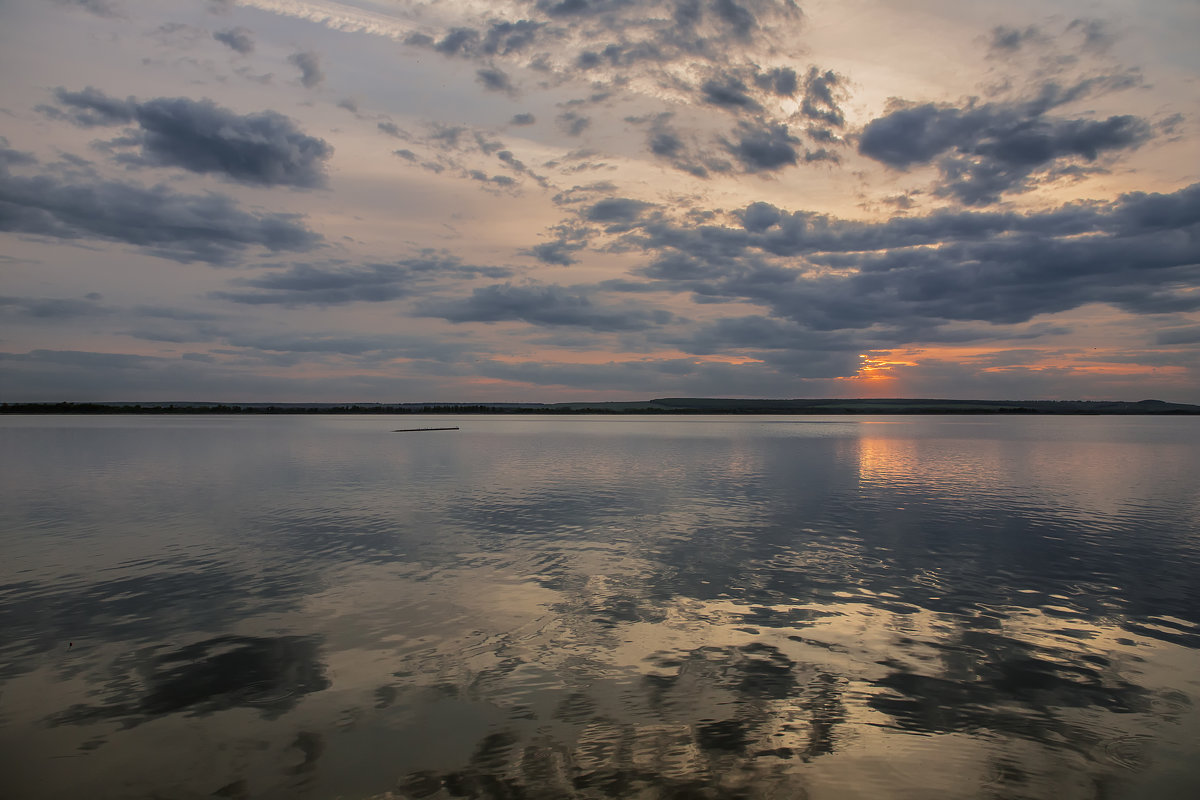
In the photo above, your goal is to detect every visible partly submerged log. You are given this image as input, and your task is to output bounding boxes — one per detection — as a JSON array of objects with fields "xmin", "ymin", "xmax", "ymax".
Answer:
[{"xmin": 392, "ymin": 427, "xmax": 460, "ymax": 432}]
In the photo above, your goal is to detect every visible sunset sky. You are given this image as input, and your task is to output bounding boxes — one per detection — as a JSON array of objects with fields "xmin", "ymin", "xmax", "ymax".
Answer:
[{"xmin": 2, "ymin": 0, "xmax": 1198, "ymax": 403}]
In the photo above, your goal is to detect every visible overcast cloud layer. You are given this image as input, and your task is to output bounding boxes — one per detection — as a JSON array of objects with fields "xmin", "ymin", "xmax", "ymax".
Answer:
[{"xmin": 1, "ymin": 0, "xmax": 1197, "ymax": 402}]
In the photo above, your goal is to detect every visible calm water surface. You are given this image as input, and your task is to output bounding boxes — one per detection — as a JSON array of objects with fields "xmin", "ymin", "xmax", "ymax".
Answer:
[{"xmin": 1, "ymin": 415, "xmax": 1198, "ymax": 799}]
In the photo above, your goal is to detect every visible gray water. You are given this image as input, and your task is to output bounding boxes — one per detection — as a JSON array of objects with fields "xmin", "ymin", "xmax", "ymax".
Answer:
[{"xmin": 1, "ymin": 414, "xmax": 1198, "ymax": 799}]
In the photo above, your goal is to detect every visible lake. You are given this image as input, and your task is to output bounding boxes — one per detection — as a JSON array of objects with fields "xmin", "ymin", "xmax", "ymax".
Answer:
[{"xmin": 1, "ymin": 414, "xmax": 1198, "ymax": 799}]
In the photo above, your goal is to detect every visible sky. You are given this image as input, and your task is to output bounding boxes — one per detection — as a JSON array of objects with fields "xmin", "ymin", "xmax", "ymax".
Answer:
[{"xmin": 1, "ymin": 0, "xmax": 1198, "ymax": 403}]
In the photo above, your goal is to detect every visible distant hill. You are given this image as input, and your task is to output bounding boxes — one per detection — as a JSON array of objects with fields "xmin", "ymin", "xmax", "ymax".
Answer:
[{"xmin": 3, "ymin": 398, "xmax": 1199, "ymax": 414}]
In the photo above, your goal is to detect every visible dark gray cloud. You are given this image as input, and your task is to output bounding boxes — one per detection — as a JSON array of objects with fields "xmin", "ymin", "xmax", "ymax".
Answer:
[
  {"xmin": 577, "ymin": 41, "xmax": 668, "ymax": 70},
  {"xmin": 288, "ymin": 51, "xmax": 324, "ymax": 88},
  {"xmin": 422, "ymin": 283, "xmax": 673, "ymax": 331},
  {"xmin": 213, "ymin": 255, "xmax": 512, "ymax": 306},
  {"xmin": 393, "ymin": 0, "xmax": 809, "ymax": 139},
  {"xmin": 407, "ymin": 19, "xmax": 547, "ymax": 61},
  {"xmin": 627, "ymin": 114, "xmax": 732, "ymax": 178},
  {"xmin": 1067, "ymin": 18, "xmax": 1116, "ymax": 52},
  {"xmin": 510, "ymin": 113, "xmax": 537, "ymax": 125},
  {"xmin": 466, "ymin": 169, "xmax": 518, "ymax": 189},
  {"xmin": 46, "ymin": 86, "xmax": 136, "ymax": 127},
  {"xmin": 476, "ymin": 67, "xmax": 515, "ymax": 94},
  {"xmin": 50, "ymin": 88, "xmax": 333, "ymax": 187},
  {"xmin": 495, "ymin": 150, "xmax": 550, "ymax": 188},
  {"xmin": 0, "ymin": 295, "xmax": 111, "ymax": 319},
  {"xmin": 471, "ymin": 353, "xmax": 836, "ymax": 395},
  {"xmin": 558, "ymin": 111, "xmax": 591, "ymax": 136},
  {"xmin": 223, "ymin": 332, "xmax": 474, "ymax": 363},
  {"xmin": 701, "ymin": 76, "xmax": 760, "ymax": 110},
  {"xmin": 0, "ymin": 139, "xmax": 38, "ymax": 168},
  {"xmin": 213, "ymin": 27, "xmax": 254, "ymax": 54},
  {"xmin": 988, "ymin": 25, "xmax": 1044, "ymax": 54},
  {"xmin": 378, "ymin": 121, "xmax": 405, "ymax": 138},
  {"xmin": 481, "ymin": 19, "xmax": 545, "ymax": 55},
  {"xmin": 713, "ymin": 0, "xmax": 757, "ymax": 39},
  {"xmin": 753, "ymin": 66, "xmax": 799, "ymax": 96},
  {"xmin": 527, "ymin": 239, "xmax": 586, "ymax": 265},
  {"xmin": 613, "ymin": 183, "xmax": 1200, "ymax": 340},
  {"xmin": 722, "ymin": 121, "xmax": 800, "ymax": 172},
  {"xmin": 0, "ymin": 154, "xmax": 322, "ymax": 265},
  {"xmin": 649, "ymin": 128, "xmax": 685, "ymax": 157},
  {"xmin": 537, "ymin": 0, "xmax": 636, "ymax": 18},
  {"xmin": 216, "ymin": 263, "xmax": 412, "ymax": 305},
  {"xmin": 1156, "ymin": 326, "xmax": 1200, "ymax": 345},
  {"xmin": 799, "ymin": 67, "xmax": 846, "ymax": 128},
  {"xmin": 496, "ymin": 150, "xmax": 524, "ymax": 169},
  {"xmin": 0, "ymin": 349, "xmax": 157, "ymax": 371},
  {"xmin": 859, "ymin": 96, "xmax": 1152, "ymax": 205},
  {"xmin": 434, "ymin": 27, "xmax": 479, "ymax": 56},
  {"xmin": 551, "ymin": 181, "xmax": 620, "ymax": 207},
  {"xmin": 427, "ymin": 123, "xmax": 467, "ymax": 149},
  {"xmin": 675, "ymin": 314, "xmax": 858, "ymax": 363},
  {"xmin": 51, "ymin": 0, "xmax": 122, "ymax": 18},
  {"xmin": 133, "ymin": 306, "xmax": 223, "ymax": 322},
  {"xmin": 739, "ymin": 201, "xmax": 782, "ymax": 232},
  {"xmin": 388, "ymin": 125, "xmax": 534, "ymax": 192},
  {"xmin": 585, "ymin": 197, "xmax": 651, "ymax": 223},
  {"xmin": 0, "ymin": 348, "xmax": 457, "ymax": 402}
]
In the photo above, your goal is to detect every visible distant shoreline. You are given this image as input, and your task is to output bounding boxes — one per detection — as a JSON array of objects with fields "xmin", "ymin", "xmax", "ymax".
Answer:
[{"xmin": 4, "ymin": 399, "xmax": 1199, "ymax": 415}]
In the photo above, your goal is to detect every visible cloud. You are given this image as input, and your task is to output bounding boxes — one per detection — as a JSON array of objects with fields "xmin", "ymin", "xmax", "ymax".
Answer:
[
  {"xmin": 0, "ymin": 153, "xmax": 321, "ymax": 265},
  {"xmin": 558, "ymin": 111, "xmax": 591, "ymax": 136},
  {"xmin": 712, "ymin": 0, "xmax": 757, "ymax": 39},
  {"xmin": 422, "ymin": 283, "xmax": 673, "ymax": 331},
  {"xmin": 1067, "ymin": 18, "xmax": 1116, "ymax": 52},
  {"xmin": 288, "ymin": 51, "xmax": 324, "ymax": 88},
  {"xmin": 434, "ymin": 27, "xmax": 478, "ymax": 56},
  {"xmin": 739, "ymin": 201, "xmax": 782, "ymax": 232},
  {"xmin": 379, "ymin": 119, "xmax": 552, "ymax": 192},
  {"xmin": 629, "ymin": 114, "xmax": 732, "ymax": 178},
  {"xmin": 46, "ymin": 86, "xmax": 136, "ymax": 127},
  {"xmin": 859, "ymin": 97, "xmax": 1152, "ymax": 204},
  {"xmin": 722, "ymin": 121, "xmax": 801, "ymax": 172},
  {"xmin": 0, "ymin": 349, "xmax": 158, "ymax": 371},
  {"xmin": 476, "ymin": 67, "xmax": 515, "ymax": 94},
  {"xmin": 51, "ymin": 0, "xmax": 122, "ymax": 18},
  {"xmin": 700, "ymin": 76, "xmax": 760, "ymax": 111},
  {"xmin": 223, "ymin": 332, "xmax": 473, "ymax": 362},
  {"xmin": 615, "ymin": 183, "xmax": 1200, "ymax": 338},
  {"xmin": 481, "ymin": 19, "xmax": 545, "ymax": 55},
  {"xmin": 1156, "ymin": 326, "xmax": 1200, "ymax": 345},
  {"xmin": 50, "ymin": 88, "xmax": 333, "ymax": 187},
  {"xmin": 466, "ymin": 169, "xmax": 518, "ymax": 190},
  {"xmin": 648, "ymin": 128, "xmax": 685, "ymax": 157},
  {"xmin": 538, "ymin": 0, "xmax": 634, "ymax": 18},
  {"xmin": 584, "ymin": 197, "xmax": 651, "ymax": 223},
  {"xmin": 799, "ymin": 67, "xmax": 846, "ymax": 128},
  {"xmin": 213, "ymin": 255, "xmax": 513, "ymax": 305},
  {"xmin": 988, "ymin": 25, "xmax": 1044, "ymax": 54},
  {"xmin": 510, "ymin": 112, "xmax": 536, "ymax": 125},
  {"xmin": 378, "ymin": 121, "xmax": 407, "ymax": 138},
  {"xmin": 753, "ymin": 66, "xmax": 798, "ymax": 96},
  {"xmin": 213, "ymin": 27, "xmax": 255, "ymax": 54},
  {"xmin": 0, "ymin": 295, "xmax": 111, "ymax": 319},
  {"xmin": 405, "ymin": 18, "xmax": 547, "ymax": 62},
  {"xmin": 527, "ymin": 239, "xmax": 586, "ymax": 265}
]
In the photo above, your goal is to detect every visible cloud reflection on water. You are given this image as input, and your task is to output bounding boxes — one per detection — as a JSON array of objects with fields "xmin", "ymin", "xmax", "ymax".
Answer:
[{"xmin": 1, "ymin": 416, "xmax": 1198, "ymax": 798}]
